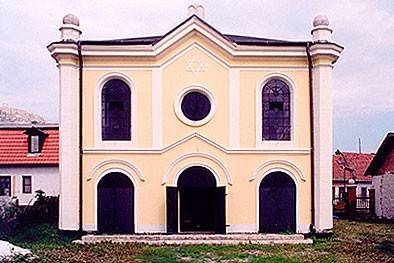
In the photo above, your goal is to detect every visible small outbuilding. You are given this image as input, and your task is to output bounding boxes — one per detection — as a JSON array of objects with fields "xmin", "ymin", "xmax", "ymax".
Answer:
[{"xmin": 365, "ymin": 133, "xmax": 394, "ymax": 220}]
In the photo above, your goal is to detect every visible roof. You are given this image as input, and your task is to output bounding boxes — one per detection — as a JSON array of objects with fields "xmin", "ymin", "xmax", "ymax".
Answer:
[
  {"xmin": 365, "ymin": 133, "xmax": 394, "ymax": 175},
  {"xmin": 333, "ymin": 152, "xmax": 374, "ymax": 182},
  {"xmin": 0, "ymin": 126, "xmax": 59, "ymax": 166},
  {"xmin": 0, "ymin": 106, "xmax": 46, "ymax": 125},
  {"xmin": 80, "ymin": 15, "xmax": 308, "ymax": 47}
]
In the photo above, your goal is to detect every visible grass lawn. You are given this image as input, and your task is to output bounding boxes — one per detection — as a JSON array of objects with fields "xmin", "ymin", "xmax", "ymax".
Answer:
[{"xmin": 2, "ymin": 219, "xmax": 393, "ymax": 262}]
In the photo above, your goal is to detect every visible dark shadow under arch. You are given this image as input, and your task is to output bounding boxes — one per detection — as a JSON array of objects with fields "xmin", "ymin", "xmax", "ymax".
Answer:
[
  {"xmin": 259, "ymin": 171, "xmax": 296, "ymax": 233},
  {"xmin": 97, "ymin": 172, "xmax": 134, "ymax": 234},
  {"xmin": 166, "ymin": 166, "xmax": 225, "ymax": 234}
]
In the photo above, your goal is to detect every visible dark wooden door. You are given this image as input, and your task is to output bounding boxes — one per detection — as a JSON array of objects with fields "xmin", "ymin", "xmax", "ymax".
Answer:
[
  {"xmin": 259, "ymin": 172, "xmax": 296, "ymax": 233},
  {"xmin": 213, "ymin": 186, "xmax": 226, "ymax": 234},
  {"xmin": 97, "ymin": 173, "xmax": 134, "ymax": 234},
  {"xmin": 166, "ymin": 186, "xmax": 178, "ymax": 234}
]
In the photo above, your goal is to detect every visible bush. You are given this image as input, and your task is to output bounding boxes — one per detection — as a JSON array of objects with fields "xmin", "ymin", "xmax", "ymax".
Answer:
[{"xmin": 0, "ymin": 191, "xmax": 59, "ymax": 237}]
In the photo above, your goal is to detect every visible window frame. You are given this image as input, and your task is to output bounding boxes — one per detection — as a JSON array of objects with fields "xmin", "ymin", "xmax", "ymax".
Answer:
[
  {"xmin": 255, "ymin": 73, "xmax": 296, "ymax": 149},
  {"xmin": 22, "ymin": 176, "xmax": 32, "ymax": 194},
  {"xmin": 174, "ymin": 85, "xmax": 216, "ymax": 127},
  {"xmin": 0, "ymin": 176, "xmax": 11, "ymax": 197},
  {"xmin": 94, "ymin": 72, "xmax": 136, "ymax": 149}
]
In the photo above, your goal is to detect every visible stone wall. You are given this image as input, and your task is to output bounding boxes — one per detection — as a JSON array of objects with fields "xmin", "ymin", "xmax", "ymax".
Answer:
[{"xmin": 372, "ymin": 173, "xmax": 394, "ymax": 219}]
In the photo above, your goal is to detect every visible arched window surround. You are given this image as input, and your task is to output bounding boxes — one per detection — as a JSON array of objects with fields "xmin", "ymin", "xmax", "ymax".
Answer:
[
  {"xmin": 255, "ymin": 73, "xmax": 296, "ymax": 149},
  {"xmin": 94, "ymin": 72, "xmax": 136, "ymax": 149}
]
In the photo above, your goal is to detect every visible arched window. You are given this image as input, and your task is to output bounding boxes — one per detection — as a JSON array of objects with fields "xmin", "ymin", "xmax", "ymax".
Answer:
[
  {"xmin": 262, "ymin": 79, "xmax": 290, "ymax": 140},
  {"xmin": 102, "ymin": 79, "xmax": 131, "ymax": 140}
]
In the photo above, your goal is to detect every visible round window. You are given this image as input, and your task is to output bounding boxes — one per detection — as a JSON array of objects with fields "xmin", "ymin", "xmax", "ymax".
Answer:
[{"xmin": 181, "ymin": 92, "xmax": 211, "ymax": 121}]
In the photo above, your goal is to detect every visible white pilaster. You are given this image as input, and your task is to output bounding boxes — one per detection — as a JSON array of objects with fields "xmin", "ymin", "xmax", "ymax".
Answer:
[
  {"xmin": 152, "ymin": 68, "xmax": 163, "ymax": 148},
  {"xmin": 229, "ymin": 69, "xmax": 240, "ymax": 148},
  {"xmin": 58, "ymin": 62, "xmax": 80, "ymax": 231},
  {"xmin": 312, "ymin": 63, "xmax": 333, "ymax": 232},
  {"xmin": 310, "ymin": 14, "xmax": 343, "ymax": 233}
]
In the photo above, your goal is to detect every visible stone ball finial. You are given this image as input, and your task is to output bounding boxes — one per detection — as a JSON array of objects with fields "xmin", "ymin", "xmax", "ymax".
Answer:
[
  {"xmin": 62, "ymin": 14, "xmax": 80, "ymax": 26},
  {"xmin": 313, "ymin": 15, "xmax": 329, "ymax": 27}
]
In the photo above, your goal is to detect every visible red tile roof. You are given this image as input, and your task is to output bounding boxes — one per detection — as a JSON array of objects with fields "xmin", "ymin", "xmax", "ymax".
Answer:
[
  {"xmin": 333, "ymin": 152, "xmax": 374, "ymax": 182},
  {"xmin": 0, "ymin": 127, "xmax": 58, "ymax": 165}
]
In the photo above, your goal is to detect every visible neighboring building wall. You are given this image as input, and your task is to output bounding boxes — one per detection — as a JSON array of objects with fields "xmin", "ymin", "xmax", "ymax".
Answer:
[
  {"xmin": 373, "ymin": 173, "xmax": 394, "ymax": 219},
  {"xmin": 0, "ymin": 167, "xmax": 59, "ymax": 206}
]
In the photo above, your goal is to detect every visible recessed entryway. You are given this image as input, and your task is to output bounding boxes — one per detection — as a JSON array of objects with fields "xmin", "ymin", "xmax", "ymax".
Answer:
[
  {"xmin": 259, "ymin": 171, "xmax": 296, "ymax": 233},
  {"xmin": 166, "ymin": 166, "xmax": 225, "ymax": 234},
  {"xmin": 97, "ymin": 172, "xmax": 134, "ymax": 234}
]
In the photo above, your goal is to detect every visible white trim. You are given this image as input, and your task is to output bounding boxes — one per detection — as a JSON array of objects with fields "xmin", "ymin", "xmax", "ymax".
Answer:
[
  {"xmin": 229, "ymin": 69, "xmax": 240, "ymax": 148},
  {"xmin": 94, "ymin": 72, "xmax": 136, "ymax": 149},
  {"xmin": 227, "ymin": 224, "xmax": 256, "ymax": 233},
  {"xmin": 87, "ymin": 159, "xmax": 145, "ymax": 182},
  {"xmin": 255, "ymin": 168, "xmax": 300, "ymax": 233},
  {"xmin": 255, "ymin": 72, "xmax": 296, "ymax": 149},
  {"xmin": 84, "ymin": 133, "xmax": 311, "ymax": 154},
  {"xmin": 161, "ymin": 42, "xmax": 230, "ymax": 69},
  {"xmin": 249, "ymin": 160, "xmax": 306, "ymax": 182},
  {"xmin": 21, "ymin": 174, "xmax": 33, "ymax": 195},
  {"xmin": 83, "ymin": 66, "xmax": 308, "ymax": 71},
  {"xmin": 174, "ymin": 85, "xmax": 216, "ymax": 127},
  {"xmin": 162, "ymin": 152, "xmax": 232, "ymax": 186},
  {"xmin": 152, "ymin": 68, "xmax": 163, "ymax": 148},
  {"xmin": 93, "ymin": 168, "xmax": 138, "ymax": 233}
]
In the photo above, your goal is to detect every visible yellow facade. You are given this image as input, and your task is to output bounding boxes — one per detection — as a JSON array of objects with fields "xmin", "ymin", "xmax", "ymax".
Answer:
[
  {"xmin": 80, "ymin": 31, "xmax": 312, "ymax": 232},
  {"xmin": 49, "ymin": 12, "xmax": 343, "ymax": 234}
]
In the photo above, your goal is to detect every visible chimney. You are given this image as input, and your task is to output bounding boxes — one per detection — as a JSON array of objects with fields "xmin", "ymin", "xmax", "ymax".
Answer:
[
  {"xmin": 311, "ymin": 15, "xmax": 332, "ymax": 42},
  {"xmin": 187, "ymin": 4, "xmax": 205, "ymax": 19},
  {"xmin": 60, "ymin": 14, "xmax": 81, "ymax": 41}
]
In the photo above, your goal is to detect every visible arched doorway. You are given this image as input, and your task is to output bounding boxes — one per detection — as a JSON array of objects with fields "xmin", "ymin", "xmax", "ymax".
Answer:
[
  {"xmin": 166, "ymin": 166, "xmax": 225, "ymax": 233},
  {"xmin": 259, "ymin": 171, "xmax": 296, "ymax": 233},
  {"xmin": 97, "ymin": 172, "xmax": 134, "ymax": 234}
]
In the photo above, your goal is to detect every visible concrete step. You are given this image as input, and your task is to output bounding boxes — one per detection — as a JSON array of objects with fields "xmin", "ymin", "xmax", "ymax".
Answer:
[{"xmin": 76, "ymin": 233, "xmax": 313, "ymax": 245}]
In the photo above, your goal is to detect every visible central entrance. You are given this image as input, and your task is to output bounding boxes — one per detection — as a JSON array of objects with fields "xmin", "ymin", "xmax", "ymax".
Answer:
[
  {"xmin": 179, "ymin": 166, "xmax": 216, "ymax": 232},
  {"xmin": 166, "ymin": 166, "xmax": 226, "ymax": 234}
]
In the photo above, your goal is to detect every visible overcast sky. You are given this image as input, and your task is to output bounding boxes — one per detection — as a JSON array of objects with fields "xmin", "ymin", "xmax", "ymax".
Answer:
[{"xmin": 1, "ymin": 0, "xmax": 393, "ymax": 153}]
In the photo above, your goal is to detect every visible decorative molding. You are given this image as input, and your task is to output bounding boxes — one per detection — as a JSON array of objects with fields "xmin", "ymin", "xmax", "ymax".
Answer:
[
  {"xmin": 93, "ymin": 168, "xmax": 138, "ymax": 233},
  {"xmin": 174, "ymin": 85, "xmax": 216, "ymax": 127},
  {"xmin": 162, "ymin": 152, "xmax": 232, "ymax": 186},
  {"xmin": 93, "ymin": 71, "xmax": 136, "ymax": 149},
  {"xmin": 253, "ymin": 167, "xmax": 301, "ymax": 233},
  {"xmin": 250, "ymin": 159, "xmax": 306, "ymax": 182},
  {"xmin": 84, "ymin": 133, "xmax": 311, "ymax": 154},
  {"xmin": 87, "ymin": 159, "xmax": 145, "ymax": 182},
  {"xmin": 255, "ymin": 72, "xmax": 297, "ymax": 148}
]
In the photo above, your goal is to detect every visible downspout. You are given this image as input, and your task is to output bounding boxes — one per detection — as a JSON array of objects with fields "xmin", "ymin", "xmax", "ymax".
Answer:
[
  {"xmin": 77, "ymin": 41, "xmax": 83, "ymax": 233},
  {"xmin": 306, "ymin": 42, "xmax": 316, "ymax": 233}
]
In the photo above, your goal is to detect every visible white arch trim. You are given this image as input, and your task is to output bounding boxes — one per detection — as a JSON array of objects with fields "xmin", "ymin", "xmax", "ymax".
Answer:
[
  {"xmin": 87, "ymin": 159, "xmax": 145, "ymax": 182},
  {"xmin": 255, "ymin": 72, "xmax": 296, "ymax": 149},
  {"xmin": 162, "ymin": 152, "xmax": 232, "ymax": 186},
  {"xmin": 94, "ymin": 71, "xmax": 137, "ymax": 149},
  {"xmin": 254, "ymin": 168, "xmax": 300, "ymax": 233},
  {"xmin": 92, "ymin": 168, "xmax": 138, "ymax": 232},
  {"xmin": 249, "ymin": 159, "xmax": 306, "ymax": 182}
]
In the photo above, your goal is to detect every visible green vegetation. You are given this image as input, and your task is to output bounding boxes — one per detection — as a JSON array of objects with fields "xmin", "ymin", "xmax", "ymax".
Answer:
[{"xmin": 2, "ymin": 220, "xmax": 393, "ymax": 262}]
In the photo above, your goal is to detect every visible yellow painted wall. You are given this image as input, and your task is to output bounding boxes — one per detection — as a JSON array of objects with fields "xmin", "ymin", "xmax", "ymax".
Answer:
[{"xmin": 80, "ymin": 31, "xmax": 312, "ymax": 232}]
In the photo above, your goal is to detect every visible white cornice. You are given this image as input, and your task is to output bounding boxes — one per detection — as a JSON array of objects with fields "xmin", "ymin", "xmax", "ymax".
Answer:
[
  {"xmin": 309, "ymin": 43, "xmax": 343, "ymax": 64},
  {"xmin": 83, "ymin": 133, "xmax": 311, "ymax": 154}
]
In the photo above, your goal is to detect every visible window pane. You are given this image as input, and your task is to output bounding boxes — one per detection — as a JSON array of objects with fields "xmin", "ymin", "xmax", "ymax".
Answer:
[
  {"xmin": 31, "ymin": 135, "xmax": 39, "ymax": 153},
  {"xmin": 0, "ymin": 177, "xmax": 11, "ymax": 196},
  {"xmin": 262, "ymin": 79, "xmax": 291, "ymax": 140},
  {"xmin": 102, "ymin": 80, "xmax": 131, "ymax": 140},
  {"xmin": 181, "ymin": 92, "xmax": 211, "ymax": 121},
  {"xmin": 23, "ymin": 176, "xmax": 32, "ymax": 194}
]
